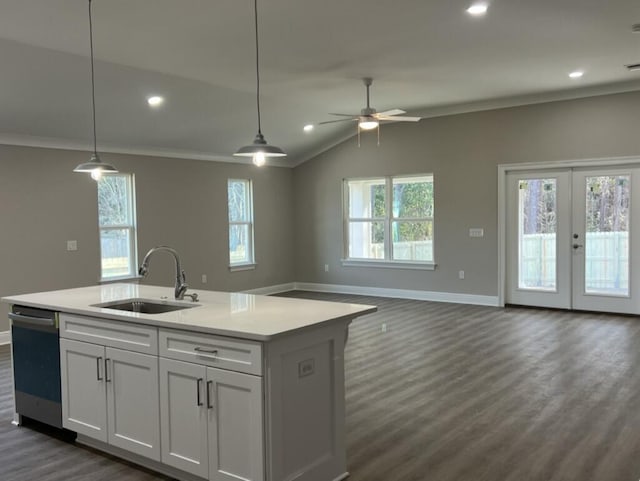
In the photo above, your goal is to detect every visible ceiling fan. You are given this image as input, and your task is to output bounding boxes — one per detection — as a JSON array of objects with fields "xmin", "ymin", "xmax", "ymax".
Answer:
[{"xmin": 318, "ymin": 78, "xmax": 422, "ymax": 132}]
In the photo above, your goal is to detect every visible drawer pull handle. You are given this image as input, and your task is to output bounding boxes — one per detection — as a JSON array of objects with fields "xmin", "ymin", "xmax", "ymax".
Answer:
[
  {"xmin": 207, "ymin": 380, "xmax": 214, "ymax": 409},
  {"xmin": 105, "ymin": 358, "xmax": 111, "ymax": 383},
  {"xmin": 194, "ymin": 347, "xmax": 219, "ymax": 357},
  {"xmin": 96, "ymin": 357, "xmax": 103, "ymax": 381},
  {"xmin": 196, "ymin": 378, "xmax": 203, "ymax": 406}
]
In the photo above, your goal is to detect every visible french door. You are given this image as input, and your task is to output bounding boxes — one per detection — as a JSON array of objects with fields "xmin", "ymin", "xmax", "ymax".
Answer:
[{"xmin": 506, "ymin": 166, "xmax": 640, "ymax": 314}]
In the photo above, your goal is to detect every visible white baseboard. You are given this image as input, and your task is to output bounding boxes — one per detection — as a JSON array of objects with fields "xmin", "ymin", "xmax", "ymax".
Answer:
[
  {"xmin": 243, "ymin": 282, "xmax": 296, "ymax": 296},
  {"xmin": 0, "ymin": 330, "xmax": 10, "ymax": 345},
  {"xmin": 293, "ymin": 282, "xmax": 499, "ymax": 306}
]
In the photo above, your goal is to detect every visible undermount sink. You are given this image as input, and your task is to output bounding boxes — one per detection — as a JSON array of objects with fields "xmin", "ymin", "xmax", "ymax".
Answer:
[{"xmin": 93, "ymin": 298, "xmax": 198, "ymax": 314}]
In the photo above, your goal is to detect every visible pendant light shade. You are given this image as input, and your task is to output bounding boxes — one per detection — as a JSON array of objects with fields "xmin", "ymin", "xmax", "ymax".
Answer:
[
  {"xmin": 233, "ymin": 0, "xmax": 286, "ymax": 166},
  {"xmin": 73, "ymin": 0, "xmax": 118, "ymax": 179},
  {"xmin": 73, "ymin": 153, "xmax": 118, "ymax": 180}
]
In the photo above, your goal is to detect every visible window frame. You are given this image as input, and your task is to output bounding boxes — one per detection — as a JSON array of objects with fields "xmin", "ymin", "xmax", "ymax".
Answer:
[
  {"xmin": 342, "ymin": 174, "xmax": 436, "ymax": 270},
  {"xmin": 227, "ymin": 178, "xmax": 256, "ymax": 270},
  {"xmin": 97, "ymin": 173, "xmax": 138, "ymax": 282}
]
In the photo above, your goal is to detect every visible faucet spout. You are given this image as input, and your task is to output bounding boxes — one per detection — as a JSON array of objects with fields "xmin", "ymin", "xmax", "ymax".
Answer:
[{"xmin": 138, "ymin": 246, "xmax": 188, "ymax": 300}]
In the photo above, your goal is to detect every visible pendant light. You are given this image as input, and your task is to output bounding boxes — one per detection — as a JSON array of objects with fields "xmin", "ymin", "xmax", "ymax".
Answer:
[
  {"xmin": 234, "ymin": 0, "xmax": 286, "ymax": 166},
  {"xmin": 73, "ymin": 0, "xmax": 117, "ymax": 180}
]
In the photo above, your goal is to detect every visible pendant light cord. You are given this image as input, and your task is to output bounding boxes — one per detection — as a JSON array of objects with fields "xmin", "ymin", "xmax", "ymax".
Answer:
[
  {"xmin": 253, "ymin": 0, "xmax": 262, "ymax": 136},
  {"xmin": 88, "ymin": 0, "xmax": 98, "ymax": 155}
]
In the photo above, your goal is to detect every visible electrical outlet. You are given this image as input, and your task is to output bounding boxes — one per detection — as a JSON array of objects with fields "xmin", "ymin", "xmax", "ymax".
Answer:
[
  {"xmin": 459, "ymin": 270, "xmax": 465, "ymax": 279},
  {"xmin": 66, "ymin": 240, "xmax": 78, "ymax": 251},
  {"xmin": 324, "ymin": 264, "xmax": 329, "ymax": 272},
  {"xmin": 298, "ymin": 358, "xmax": 315, "ymax": 378},
  {"xmin": 201, "ymin": 274, "xmax": 207, "ymax": 284}
]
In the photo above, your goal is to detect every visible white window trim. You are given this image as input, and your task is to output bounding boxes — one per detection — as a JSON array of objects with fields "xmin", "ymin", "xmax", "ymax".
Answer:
[
  {"xmin": 341, "ymin": 259, "xmax": 436, "ymax": 270},
  {"xmin": 229, "ymin": 263, "xmax": 257, "ymax": 272},
  {"xmin": 98, "ymin": 173, "xmax": 138, "ymax": 282},
  {"xmin": 228, "ymin": 179, "xmax": 256, "ymax": 268},
  {"xmin": 343, "ymin": 174, "xmax": 434, "ymax": 267}
]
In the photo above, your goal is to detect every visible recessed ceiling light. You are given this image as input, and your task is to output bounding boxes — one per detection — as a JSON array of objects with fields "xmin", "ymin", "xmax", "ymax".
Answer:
[
  {"xmin": 303, "ymin": 124, "xmax": 314, "ymax": 132},
  {"xmin": 569, "ymin": 71, "xmax": 584, "ymax": 79},
  {"xmin": 466, "ymin": 3, "xmax": 488, "ymax": 16},
  {"xmin": 147, "ymin": 96, "xmax": 164, "ymax": 107}
]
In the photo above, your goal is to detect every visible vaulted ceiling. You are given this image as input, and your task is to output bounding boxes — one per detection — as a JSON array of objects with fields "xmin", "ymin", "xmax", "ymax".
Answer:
[{"xmin": 1, "ymin": 0, "xmax": 639, "ymax": 166}]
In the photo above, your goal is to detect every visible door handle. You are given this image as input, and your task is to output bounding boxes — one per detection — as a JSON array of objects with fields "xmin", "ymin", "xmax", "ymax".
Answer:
[
  {"xmin": 96, "ymin": 356, "xmax": 103, "ymax": 381},
  {"xmin": 196, "ymin": 378, "xmax": 203, "ymax": 406},
  {"xmin": 104, "ymin": 358, "xmax": 111, "ymax": 382},
  {"xmin": 206, "ymin": 380, "xmax": 214, "ymax": 409},
  {"xmin": 573, "ymin": 243, "xmax": 583, "ymax": 249}
]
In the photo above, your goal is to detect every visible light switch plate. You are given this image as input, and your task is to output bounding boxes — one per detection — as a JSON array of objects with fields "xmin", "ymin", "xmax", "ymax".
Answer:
[
  {"xmin": 67, "ymin": 240, "xmax": 78, "ymax": 251},
  {"xmin": 469, "ymin": 228, "xmax": 484, "ymax": 238}
]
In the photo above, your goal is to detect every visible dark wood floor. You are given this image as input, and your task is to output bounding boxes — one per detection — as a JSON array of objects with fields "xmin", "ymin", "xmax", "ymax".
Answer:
[{"xmin": 3, "ymin": 292, "xmax": 640, "ymax": 480}]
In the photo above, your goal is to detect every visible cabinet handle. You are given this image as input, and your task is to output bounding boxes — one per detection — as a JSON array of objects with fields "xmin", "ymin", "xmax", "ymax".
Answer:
[
  {"xmin": 196, "ymin": 378, "xmax": 203, "ymax": 406},
  {"xmin": 105, "ymin": 358, "xmax": 111, "ymax": 383},
  {"xmin": 96, "ymin": 357, "xmax": 103, "ymax": 381},
  {"xmin": 207, "ymin": 380, "xmax": 213, "ymax": 409},
  {"xmin": 194, "ymin": 347, "xmax": 218, "ymax": 358}
]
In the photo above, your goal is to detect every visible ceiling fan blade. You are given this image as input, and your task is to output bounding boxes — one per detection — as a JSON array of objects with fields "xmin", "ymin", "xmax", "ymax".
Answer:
[
  {"xmin": 328, "ymin": 113, "xmax": 359, "ymax": 117},
  {"xmin": 378, "ymin": 116, "xmax": 421, "ymax": 122},
  {"xmin": 318, "ymin": 118, "xmax": 357, "ymax": 125},
  {"xmin": 376, "ymin": 109, "xmax": 406, "ymax": 117}
]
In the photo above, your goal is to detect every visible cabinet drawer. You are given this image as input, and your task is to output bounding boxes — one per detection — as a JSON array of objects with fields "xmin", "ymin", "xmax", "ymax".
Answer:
[
  {"xmin": 159, "ymin": 329, "xmax": 262, "ymax": 375},
  {"xmin": 60, "ymin": 314, "xmax": 158, "ymax": 355}
]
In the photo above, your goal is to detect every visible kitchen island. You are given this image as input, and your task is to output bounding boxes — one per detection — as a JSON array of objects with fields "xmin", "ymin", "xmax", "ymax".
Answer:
[{"xmin": 2, "ymin": 284, "xmax": 376, "ymax": 481}]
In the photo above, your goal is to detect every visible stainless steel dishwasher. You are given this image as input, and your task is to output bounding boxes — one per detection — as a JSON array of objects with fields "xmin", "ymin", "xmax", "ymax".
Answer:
[{"xmin": 10, "ymin": 305, "xmax": 65, "ymax": 428}]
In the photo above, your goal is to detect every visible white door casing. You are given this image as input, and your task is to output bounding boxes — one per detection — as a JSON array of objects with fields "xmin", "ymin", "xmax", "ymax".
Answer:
[{"xmin": 503, "ymin": 161, "xmax": 640, "ymax": 314}]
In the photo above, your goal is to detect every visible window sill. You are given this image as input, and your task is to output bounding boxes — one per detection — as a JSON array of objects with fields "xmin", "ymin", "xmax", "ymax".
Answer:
[
  {"xmin": 229, "ymin": 263, "xmax": 257, "ymax": 272},
  {"xmin": 99, "ymin": 274, "xmax": 143, "ymax": 284},
  {"xmin": 341, "ymin": 259, "xmax": 437, "ymax": 270}
]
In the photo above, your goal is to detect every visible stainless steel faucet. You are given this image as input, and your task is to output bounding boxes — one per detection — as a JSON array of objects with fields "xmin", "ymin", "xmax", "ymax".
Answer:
[{"xmin": 138, "ymin": 246, "xmax": 189, "ymax": 300}]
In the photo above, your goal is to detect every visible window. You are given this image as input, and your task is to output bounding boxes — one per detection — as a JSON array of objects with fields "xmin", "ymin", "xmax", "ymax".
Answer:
[
  {"xmin": 344, "ymin": 175, "xmax": 434, "ymax": 267},
  {"xmin": 97, "ymin": 173, "xmax": 137, "ymax": 280},
  {"xmin": 228, "ymin": 179, "xmax": 255, "ymax": 268}
]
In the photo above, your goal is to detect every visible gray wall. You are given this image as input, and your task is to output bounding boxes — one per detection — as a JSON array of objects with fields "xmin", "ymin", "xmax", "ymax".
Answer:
[
  {"xmin": 2, "ymin": 90, "xmax": 640, "ymax": 333},
  {"xmin": 0, "ymin": 145, "xmax": 295, "ymax": 331},
  {"xmin": 292, "ymin": 90, "xmax": 640, "ymax": 297}
]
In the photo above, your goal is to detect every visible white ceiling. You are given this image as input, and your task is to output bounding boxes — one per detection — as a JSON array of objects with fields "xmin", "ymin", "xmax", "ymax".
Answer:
[{"xmin": 1, "ymin": 0, "xmax": 640, "ymax": 166}]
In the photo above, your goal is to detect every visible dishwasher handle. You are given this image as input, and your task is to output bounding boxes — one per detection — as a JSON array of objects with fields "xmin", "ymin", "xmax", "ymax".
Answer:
[{"xmin": 9, "ymin": 312, "xmax": 56, "ymax": 328}]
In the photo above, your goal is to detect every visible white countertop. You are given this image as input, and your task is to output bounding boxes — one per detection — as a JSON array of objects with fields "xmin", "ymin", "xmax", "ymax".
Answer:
[{"xmin": 1, "ymin": 284, "xmax": 377, "ymax": 341}]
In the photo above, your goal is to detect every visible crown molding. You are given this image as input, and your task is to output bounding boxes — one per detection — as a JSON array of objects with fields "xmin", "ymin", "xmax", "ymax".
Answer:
[{"xmin": 0, "ymin": 133, "xmax": 295, "ymax": 168}]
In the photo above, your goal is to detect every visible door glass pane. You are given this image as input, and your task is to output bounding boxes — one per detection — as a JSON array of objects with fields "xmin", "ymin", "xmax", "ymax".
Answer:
[
  {"xmin": 348, "ymin": 221, "xmax": 385, "ymax": 259},
  {"xmin": 518, "ymin": 179, "xmax": 557, "ymax": 290},
  {"xmin": 584, "ymin": 175, "xmax": 629, "ymax": 296}
]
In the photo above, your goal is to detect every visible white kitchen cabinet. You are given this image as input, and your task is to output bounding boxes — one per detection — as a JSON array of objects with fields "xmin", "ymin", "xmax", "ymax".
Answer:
[
  {"xmin": 159, "ymin": 358, "xmax": 209, "ymax": 478},
  {"xmin": 59, "ymin": 327, "xmax": 161, "ymax": 461},
  {"xmin": 106, "ymin": 347, "xmax": 160, "ymax": 460},
  {"xmin": 159, "ymin": 357, "xmax": 264, "ymax": 481},
  {"xmin": 60, "ymin": 338, "xmax": 107, "ymax": 441}
]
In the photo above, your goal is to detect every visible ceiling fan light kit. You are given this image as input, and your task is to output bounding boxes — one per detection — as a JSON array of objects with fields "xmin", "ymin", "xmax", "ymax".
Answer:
[
  {"xmin": 233, "ymin": 0, "xmax": 286, "ymax": 166},
  {"xmin": 73, "ymin": 0, "xmax": 118, "ymax": 180},
  {"xmin": 317, "ymin": 77, "xmax": 421, "ymax": 146}
]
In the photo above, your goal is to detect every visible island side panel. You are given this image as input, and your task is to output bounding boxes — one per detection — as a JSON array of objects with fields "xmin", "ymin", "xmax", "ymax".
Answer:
[{"xmin": 264, "ymin": 319, "xmax": 351, "ymax": 481}]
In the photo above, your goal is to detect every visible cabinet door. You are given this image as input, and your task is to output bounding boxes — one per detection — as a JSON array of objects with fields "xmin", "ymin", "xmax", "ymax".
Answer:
[
  {"xmin": 105, "ymin": 347, "xmax": 161, "ymax": 461},
  {"xmin": 159, "ymin": 358, "xmax": 209, "ymax": 478},
  {"xmin": 207, "ymin": 367, "xmax": 264, "ymax": 481},
  {"xmin": 60, "ymin": 338, "xmax": 107, "ymax": 441}
]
